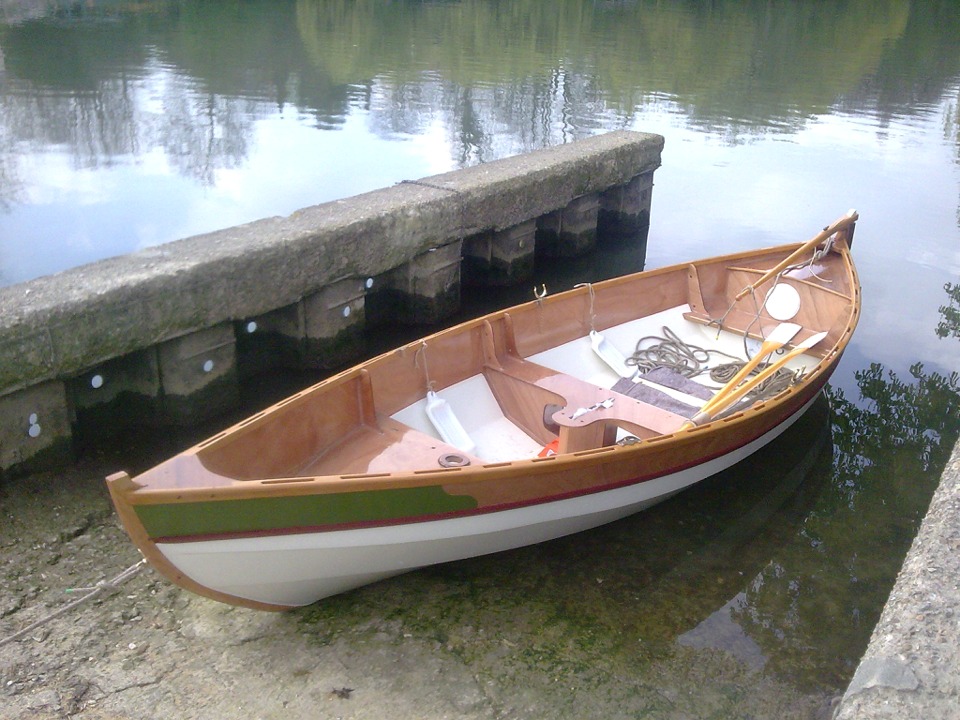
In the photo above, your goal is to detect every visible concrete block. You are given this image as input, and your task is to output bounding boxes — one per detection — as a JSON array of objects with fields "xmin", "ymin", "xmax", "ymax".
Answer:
[
  {"xmin": 385, "ymin": 242, "xmax": 462, "ymax": 325},
  {"xmin": 462, "ymin": 220, "xmax": 537, "ymax": 286},
  {"xmin": 535, "ymin": 194, "xmax": 600, "ymax": 258},
  {"xmin": 0, "ymin": 381, "xmax": 72, "ymax": 477},
  {"xmin": 234, "ymin": 304, "xmax": 304, "ymax": 378},
  {"xmin": 157, "ymin": 323, "xmax": 239, "ymax": 424},
  {"xmin": 423, "ymin": 131, "xmax": 664, "ymax": 233},
  {"xmin": 68, "ymin": 348, "xmax": 162, "ymax": 447},
  {"xmin": 598, "ymin": 171, "xmax": 654, "ymax": 241},
  {"xmin": 301, "ymin": 278, "xmax": 367, "ymax": 369},
  {"xmin": 0, "ymin": 131, "xmax": 662, "ymax": 397},
  {"xmin": 360, "ymin": 271, "xmax": 396, "ymax": 328}
]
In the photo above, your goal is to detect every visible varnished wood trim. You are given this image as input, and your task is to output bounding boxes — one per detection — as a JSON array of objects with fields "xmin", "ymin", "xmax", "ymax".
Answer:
[
  {"xmin": 105, "ymin": 472, "xmax": 293, "ymax": 611},
  {"xmin": 358, "ymin": 369, "xmax": 378, "ymax": 428},
  {"xmin": 480, "ymin": 320, "xmax": 503, "ymax": 370},
  {"xmin": 687, "ymin": 264, "xmax": 707, "ymax": 315}
]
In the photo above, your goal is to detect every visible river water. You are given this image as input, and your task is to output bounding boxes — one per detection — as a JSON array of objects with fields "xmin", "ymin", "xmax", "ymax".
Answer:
[{"xmin": 2, "ymin": 1, "xmax": 959, "ymax": 715}]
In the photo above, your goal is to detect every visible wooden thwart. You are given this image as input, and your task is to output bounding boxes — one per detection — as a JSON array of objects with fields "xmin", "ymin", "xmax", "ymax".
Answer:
[{"xmin": 734, "ymin": 210, "xmax": 858, "ymax": 300}]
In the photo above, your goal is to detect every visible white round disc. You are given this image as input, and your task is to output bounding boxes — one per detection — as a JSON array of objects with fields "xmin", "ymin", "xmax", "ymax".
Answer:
[{"xmin": 765, "ymin": 284, "xmax": 801, "ymax": 321}]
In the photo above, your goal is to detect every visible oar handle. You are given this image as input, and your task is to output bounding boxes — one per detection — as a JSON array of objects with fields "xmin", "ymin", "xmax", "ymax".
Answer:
[
  {"xmin": 697, "ymin": 321, "xmax": 800, "ymax": 417},
  {"xmin": 697, "ymin": 353, "xmax": 765, "ymax": 416},
  {"xmin": 689, "ymin": 345, "xmax": 811, "ymax": 426},
  {"xmin": 734, "ymin": 211, "xmax": 859, "ymax": 301}
]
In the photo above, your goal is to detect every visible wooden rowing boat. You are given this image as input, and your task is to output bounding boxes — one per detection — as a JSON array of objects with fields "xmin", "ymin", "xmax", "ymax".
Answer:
[{"xmin": 107, "ymin": 212, "xmax": 861, "ymax": 610}]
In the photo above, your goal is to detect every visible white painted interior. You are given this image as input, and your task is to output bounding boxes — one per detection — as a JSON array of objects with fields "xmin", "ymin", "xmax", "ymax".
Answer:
[
  {"xmin": 390, "ymin": 304, "xmax": 821, "ymax": 463},
  {"xmin": 392, "ymin": 374, "xmax": 544, "ymax": 462}
]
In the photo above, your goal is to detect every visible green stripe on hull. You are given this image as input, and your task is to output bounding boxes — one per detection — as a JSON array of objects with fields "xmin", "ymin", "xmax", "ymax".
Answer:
[{"xmin": 135, "ymin": 485, "xmax": 478, "ymax": 539}]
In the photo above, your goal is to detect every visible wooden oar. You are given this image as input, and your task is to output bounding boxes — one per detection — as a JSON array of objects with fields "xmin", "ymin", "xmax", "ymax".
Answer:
[
  {"xmin": 695, "ymin": 322, "xmax": 801, "ymax": 419},
  {"xmin": 734, "ymin": 210, "xmax": 859, "ymax": 301},
  {"xmin": 686, "ymin": 330, "xmax": 829, "ymax": 427}
]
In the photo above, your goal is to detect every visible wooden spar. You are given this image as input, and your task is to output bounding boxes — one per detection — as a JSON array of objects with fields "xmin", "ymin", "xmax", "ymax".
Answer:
[
  {"xmin": 734, "ymin": 210, "xmax": 859, "ymax": 301},
  {"xmin": 693, "ymin": 322, "xmax": 801, "ymax": 420}
]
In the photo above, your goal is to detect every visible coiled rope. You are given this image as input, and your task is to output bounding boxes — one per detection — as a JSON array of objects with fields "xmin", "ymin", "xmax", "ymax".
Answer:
[
  {"xmin": 625, "ymin": 327, "xmax": 735, "ymax": 378},
  {"xmin": 625, "ymin": 326, "xmax": 801, "ymax": 407}
]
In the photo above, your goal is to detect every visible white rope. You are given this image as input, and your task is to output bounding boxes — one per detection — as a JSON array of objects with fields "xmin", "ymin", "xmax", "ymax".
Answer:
[
  {"xmin": 414, "ymin": 341, "xmax": 435, "ymax": 392},
  {"xmin": 574, "ymin": 282, "xmax": 597, "ymax": 332}
]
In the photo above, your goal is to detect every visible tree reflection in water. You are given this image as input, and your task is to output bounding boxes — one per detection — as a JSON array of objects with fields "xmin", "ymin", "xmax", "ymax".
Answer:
[{"xmin": 730, "ymin": 281, "xmax": 960, "ymax": 690}]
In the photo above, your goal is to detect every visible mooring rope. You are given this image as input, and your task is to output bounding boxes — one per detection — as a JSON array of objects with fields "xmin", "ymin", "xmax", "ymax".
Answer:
[
  {"xmin": 0, "ymin": 559, "xmax": 146, "ymax": 649},
  {"xmin": 574, "ymin": 282, "xmax": 597, "ymax": 332}
]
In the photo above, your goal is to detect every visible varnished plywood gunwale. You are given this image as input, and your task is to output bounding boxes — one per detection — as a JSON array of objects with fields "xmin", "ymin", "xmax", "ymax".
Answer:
[
  {"xmin": 112, "ymin": 355, "xmax": 833, "ymax": 510},
  {"xmin": 115, "ymin": 237, "xmax": 858, "ymax": 504}
]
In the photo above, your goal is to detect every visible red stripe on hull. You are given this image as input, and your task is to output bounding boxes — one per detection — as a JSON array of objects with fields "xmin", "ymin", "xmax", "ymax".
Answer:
[{"xmin": 154, "ymin": 379, "xmax": 828, "ymax": 545}]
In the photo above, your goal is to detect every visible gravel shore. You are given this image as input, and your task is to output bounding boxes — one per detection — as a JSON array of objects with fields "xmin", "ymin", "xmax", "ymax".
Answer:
[{"xmin": 2, "ymin": 445, "xmax": 840, "ymax": 720}]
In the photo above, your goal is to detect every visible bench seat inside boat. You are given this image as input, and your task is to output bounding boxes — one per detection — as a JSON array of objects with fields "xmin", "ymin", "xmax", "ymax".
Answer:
[
  {"xmin": 384, "ymin": 307, "xmax": 742, "ymax": 465},
  {"xmin": 390, "ymin": 373, "xmax": 546, "ymax": 464}
]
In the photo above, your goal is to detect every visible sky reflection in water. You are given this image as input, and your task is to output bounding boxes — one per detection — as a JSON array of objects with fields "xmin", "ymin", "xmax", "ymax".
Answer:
[{"xmin": 1, "ymin": 0, "xmax": 960, "ymax": 708}]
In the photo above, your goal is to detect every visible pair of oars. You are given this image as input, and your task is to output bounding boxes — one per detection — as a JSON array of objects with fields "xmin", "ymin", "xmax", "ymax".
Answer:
[{"xmin": 683, "ymin": 323, "xmax": 829, "ymax": 428}]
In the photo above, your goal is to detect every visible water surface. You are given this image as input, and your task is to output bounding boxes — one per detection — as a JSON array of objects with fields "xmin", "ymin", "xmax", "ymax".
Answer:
[{"xmin": 2, "ymin": 0, "xmax": 959, "ymax": 714}]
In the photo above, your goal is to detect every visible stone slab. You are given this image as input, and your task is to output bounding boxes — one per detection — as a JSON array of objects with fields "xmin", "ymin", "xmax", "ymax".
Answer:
[
  {"xmin": 68, "ymin": 348, "xmax": 163, "ymax": 447},
  {"xmin": 462, "ymin": 220, "xmax": 537, "ymax": 286},
  {"xmin": 422, "ymin": 130, "xmax": 663, "ymax": 233},
  {"xmin": 156, "ymin": 324, "xmax": 240, "ymax": 424},
  {"xmin": 0, "ymin": 381, "xmax": 72, "ymax": 475},
  {"xmin": 833, "ymin": 438, "xmax": 960, "ymax": 719},
  {"xmin": 386, "ymin": 242, "xmax": 463, "ymax": 325},
  {"xmin": 302, "ymin": 278, "xmax": 367, "ymax": 369},
  {"xmin": 599, "ymin": 171, "xmax": 655, "ymax": 241},
  {"xmin": 0, "ymin": 131, "xmax": 662, "ymax": 395},
  {"xmin": 535, "ymin": 193, "xmax": 600, "ymax": 258},
  {"xmin": 234, "ymin": 304, "xmax": 304, "ymax": 377}
]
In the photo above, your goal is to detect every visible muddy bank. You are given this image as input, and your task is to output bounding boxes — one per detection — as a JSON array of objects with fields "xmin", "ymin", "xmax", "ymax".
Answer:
[{"xmin": 1, "ymin": 430, "xmax": 842, "ymax": 720}]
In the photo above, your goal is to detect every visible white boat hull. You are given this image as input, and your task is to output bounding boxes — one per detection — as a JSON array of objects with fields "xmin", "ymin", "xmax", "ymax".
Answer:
[{"xmin": 157, "ymin": 394, "xmax": 816, "ymax": 607}]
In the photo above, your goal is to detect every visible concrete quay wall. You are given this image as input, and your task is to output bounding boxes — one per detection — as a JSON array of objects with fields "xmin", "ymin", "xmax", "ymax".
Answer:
[
  {"xmin": 833, "ymin": 437, "xmax": 960, "ymax": 719},
  {"xmin": 0, "ymin": 130, "xmax": 663, "ymax": 476}
]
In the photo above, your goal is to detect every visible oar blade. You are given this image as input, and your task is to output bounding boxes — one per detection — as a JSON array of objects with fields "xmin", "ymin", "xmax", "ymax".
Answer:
[
  {"xmin": 697, "ymin": 322, "xmax": 802, "ymax": 416},
  {"xmin": 795, "ymin": 330, "xmax": 829, "ymax": 350},
  {"xmin": 690, "ymin": 329, "xmax": 828, "ymax": 427},
  {"xmin": 769, "ymin": 322, "xmax": 802, "ymax": 345}
]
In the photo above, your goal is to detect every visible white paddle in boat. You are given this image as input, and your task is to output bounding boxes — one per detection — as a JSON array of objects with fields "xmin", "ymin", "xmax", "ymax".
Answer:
[
  {"xmin": 590, "ymin": 329, "xmax": 634, "ymax": 378},
  {"xmin": 425, "ymin": 391, "xmax": 477, "ymax": 454}
]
